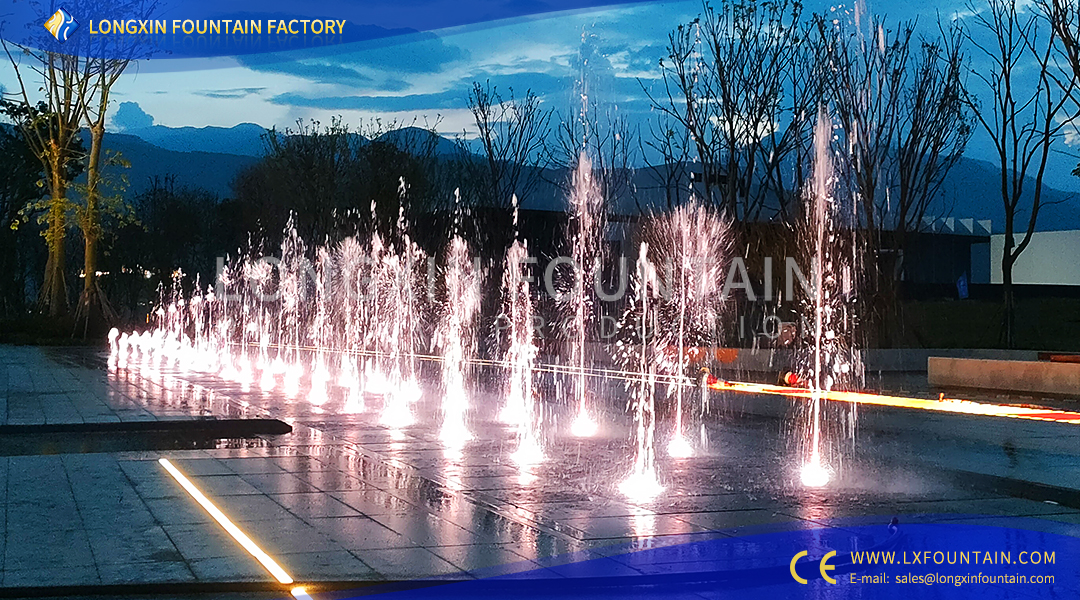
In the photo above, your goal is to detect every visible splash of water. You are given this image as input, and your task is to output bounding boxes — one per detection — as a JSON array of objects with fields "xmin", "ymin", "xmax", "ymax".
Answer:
[
  {"xmin": 501, "ymin": 239, "xmax": 544, "ymax": 466},
  {"xmin": 435, "ymin": 237, "xmax": 482, "ymax": 449},
  {"xmin": 641, "ymin": 199, "xmax": 732, "ymax": 458}
]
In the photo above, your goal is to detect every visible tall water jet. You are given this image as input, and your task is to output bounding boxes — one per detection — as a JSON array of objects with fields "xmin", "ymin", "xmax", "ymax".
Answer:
[
  {"xmin": 501, "ymin": 239, "xmax": 543, "ymax": 466},
  {"xmin": 567, "ymin": 152, "xmax": 604, "ymax": 437},
  {"xmin": 435, "ymin": 236, "xmax": 482, "ymax": 450},
  {"xmin": 796, "ymin": 106, "xmax": 862, "ymax": 487},
  {"xmin": 377, "ymin": 246, "xmax": 423, "ymax": 428},
  {"xmin": 616, "ymin": 242, "xmax": 664, "ymax": 501},
  {"xmin": 378, "ymin": 190, "xmax": 426, "ymax": 428}
]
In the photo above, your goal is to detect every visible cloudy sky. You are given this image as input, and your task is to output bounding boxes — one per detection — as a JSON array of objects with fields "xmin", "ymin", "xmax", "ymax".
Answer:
[{"xmin": 6, "ymin": 0, "xmax": 1078, "ymax": 189}]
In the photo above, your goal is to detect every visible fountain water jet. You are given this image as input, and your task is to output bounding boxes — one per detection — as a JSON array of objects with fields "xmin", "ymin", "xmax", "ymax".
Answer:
[
  {"xmin": 795, "ymin": 106, "xmax": 863, "ymax": 487},
  {"xmin": 566, "ymin": 152, "xmax": 604, "ymax": 438},
  {"xmin": 616, "ymin": 242, "xmax": 664, "ymax": 501},
  {"xmin": 641, "ymin": 199, "xmax": 732, "ymax": 459},
  {"xmin": 435, "ymin": 236, "xmax": 482, "ymax": 449},
  {"xmin": 501, "ymin": 239, "xmax": 543, "ymax": 466}
]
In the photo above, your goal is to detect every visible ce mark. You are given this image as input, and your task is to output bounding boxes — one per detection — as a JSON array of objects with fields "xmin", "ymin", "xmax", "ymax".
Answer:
[{"xmin": 789, "ymin": 550, "xmax": 837, "ymax": 584}]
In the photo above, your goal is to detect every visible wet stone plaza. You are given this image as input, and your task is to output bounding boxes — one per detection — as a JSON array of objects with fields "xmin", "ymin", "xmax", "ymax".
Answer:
[{"xmin": 3, "ymin": 344, "xmax": 1080, "ymax": 597}]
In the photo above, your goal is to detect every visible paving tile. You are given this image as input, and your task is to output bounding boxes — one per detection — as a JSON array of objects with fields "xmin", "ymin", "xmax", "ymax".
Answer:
[
  {"xmin": 277, "ymin": 550, "xmax": 382, "ymax": 580},
  {"xmin": 127, "ymin": 476, "xmax": 185, "ymax": 501},
  {"xmin": 188, "ymin": 555, "xmax": 272, "ymax": 582},
  {"xmin": 427, "ymin": 543, "xmax": 540, "ymax": 574},
  {"xmin": 4, "ymin": 527, "xmax": 95, "ymax": 571},
  {"xmin": 271, "ymin": 492, "xmax": 364, "ymax": 518},
  {"xmin": 2, "ymin": 564, "xmax": 100, "ymax": 587},
  {"xmin": 162, "ymin": 522, "xmax": 250, "ymax": 560},
  {"xmin": 271, "ymin": 455, "xmax": 335, "ymax": 473},
  {"xmin": 203, "ymin": 447, "xmax": 276, "ymax": 459},
  {"xmin": 295, "ymin": 470, "xmax": 372, "ymax": 492},
  {"xmin": 331, "ymin": 489, "xmax": 420, "ymax": 515},
  {"xmin": 119, "ymin": 458, "xmax": 172, "ymax": 480},
  {"xmin": 216, "ymin": 457, "xmax": 287, "ymax": 474},
  {"xmin": 97, "ymin": 559, "xmax": 197, "ymax": 584},
  {"xmin": 239, "ymin": 517, "xmax": 344, "ymax": 555},
  {"xmin": 6, "ymin": 500, "xmax": 84, "ymax": 534},
  {"xmin": 184, "ymin": 474, "xmax": 263, "ymax": 497},
  {"xmin": 214, "ymin": 493, "xmax": 296, "ymax": 522},
  {"xmin": 554, "ymin": 514, "xmax": 709, "ymax": 540},
  {"xmin": 673, "ymin": 509, "xmax": 797, "ymax": 534},
  {"xmin": 348, "ymin": 546, "xmax": 465, "ymax": 580},
  {"xmin": 308, "ymin": 516, "xmax": 418, "ymax": 551},
  {"xmin": 240, "ymin": 472, "xmax": 320, "ymax": 495},
  {"xmin": 144, "ymin": 497, "xmax": 216, "ymax": 526},
  {"xmin": 370, "ymin": 512, "xmax": 490, "ymax": 547},
  {"xmin": 85, "ymin": 524, "xmax": 183, "ymax": 566},
  {"xmin": 170, "ymin": 458, "xmax": 234, "ymax": 477}
]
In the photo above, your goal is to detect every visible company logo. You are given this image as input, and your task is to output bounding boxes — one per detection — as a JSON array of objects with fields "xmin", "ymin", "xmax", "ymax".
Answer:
[
  {"xmin": 790, "ymin": 550, "xmax": 837, "ymax": 584},
  {"xmin": 43, "ymin": 7, "xmax": 79, "ymax": 42}
]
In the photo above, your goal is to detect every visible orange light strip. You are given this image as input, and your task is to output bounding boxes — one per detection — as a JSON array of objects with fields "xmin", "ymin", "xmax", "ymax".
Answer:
[
  {"xmin": 158, "ymin": 458, "xmax": 296, "ymax": 584},
  {"xmin": 708, "ymin": 380, "xmax": 1080, "ymax": 424}
]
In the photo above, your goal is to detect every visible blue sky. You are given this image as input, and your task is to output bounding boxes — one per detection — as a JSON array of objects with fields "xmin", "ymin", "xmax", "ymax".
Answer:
[{"xmin": 5, "ymin": 0, "xmax": 1078, "ymax": 190}]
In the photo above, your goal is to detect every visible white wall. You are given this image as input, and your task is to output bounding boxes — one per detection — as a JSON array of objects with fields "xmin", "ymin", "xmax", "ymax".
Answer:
[{"xmin": 989, "ymin": 230, "xmax": 1080, "ymax": 285}]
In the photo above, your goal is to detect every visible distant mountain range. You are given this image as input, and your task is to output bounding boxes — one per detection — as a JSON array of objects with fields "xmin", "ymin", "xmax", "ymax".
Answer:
[
  {"xmin": 928, "ymin": 156, "xmax": 1078, "ymax": 234},
  {"xmin": 87, "ymin": 124, "xmax": 1080, "ymax": 233},
  {"xmin": 119, "ymin": 123, "xmax": 268, "ymax": 157},
  {"xmin": 96, "ymin": 131, "xmax": 258, "ymax": 198}
]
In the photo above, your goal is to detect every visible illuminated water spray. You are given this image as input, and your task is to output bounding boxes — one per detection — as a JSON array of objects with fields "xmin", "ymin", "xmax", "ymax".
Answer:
[
  {"xmin": 643, "ymin": 199, "xmax": 731, "ymax": 458},
  {"xmin": 501, "ymin": 239, "xmax": 543, "ymax": 466},
  {"xmin": 616, "ymin": 242, "xmax": 664, "ymax": 501},
  {"xmin": 797, "ymin": 106, "xmax": 862, "ymax": 488},
  {"xmin": 336, "ymin": 237, "xmax": 366, "ymax": 414},
  {"xmin": 567, "ymin": 152, "xmax": 603, "ymax": 437},
  {"xmin": 435, "ymin": 236, "xmax": 481, "ymax": 450}
]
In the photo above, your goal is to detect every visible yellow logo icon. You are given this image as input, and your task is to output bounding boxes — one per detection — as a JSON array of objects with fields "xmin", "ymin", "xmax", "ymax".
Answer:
[
  {"xmin": 790, "ymin": 549, "xmax": 838, "ymax": 584},
  {"xmin": 43, "ymin": 7, "xmax": 79, "ymax": 42}
]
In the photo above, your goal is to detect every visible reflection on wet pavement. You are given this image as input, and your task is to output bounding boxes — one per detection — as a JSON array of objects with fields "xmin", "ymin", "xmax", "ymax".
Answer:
[{"xmin": 3, "ymin": 345, "xmax": 1080, "ymax": 589}]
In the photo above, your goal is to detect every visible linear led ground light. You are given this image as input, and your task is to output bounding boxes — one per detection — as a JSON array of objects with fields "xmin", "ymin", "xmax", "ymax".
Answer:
[{"xmin": 158, "ymin": 458, "xmax": 313, "ymax": 599}]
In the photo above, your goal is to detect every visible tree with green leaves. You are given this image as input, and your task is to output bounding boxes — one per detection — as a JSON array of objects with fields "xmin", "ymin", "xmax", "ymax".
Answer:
[{"xmin": 0, "ymin": 47, "xmax": 90, "ymax": 317}]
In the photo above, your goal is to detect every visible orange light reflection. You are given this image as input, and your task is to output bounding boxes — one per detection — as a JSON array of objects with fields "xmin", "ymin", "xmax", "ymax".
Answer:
[{"xmin": 709, "ymin": 380, "xmax": 1080, "ymax": 424}]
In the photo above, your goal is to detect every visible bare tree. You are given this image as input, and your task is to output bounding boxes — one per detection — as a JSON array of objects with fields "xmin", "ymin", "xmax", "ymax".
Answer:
[
  {"xmin": 1035, "ymin": 0, "xmax": 1080, "ymax": 177},
  {"xmin": 824, "ymin": 15, "xmax": 915, "ymax": 232},
  {"xmin": 1038, "ymin": 0, "xmax": 1080, "ymax": 82},
  {"xmin": 640, "ymin": 113, "xmax": 693, "ymax": 211},
  {"xmin": 549, "ymin": 102, "xmax": 638, "ymax": 209},
  {"xmin": 467, "ymin": 81, "xmax": 551, "ymax": 209},
  {"xmin": 761, "ymin": 13, "xmax": 830, "ymax": 223},
  {"xmin": 891, "ymin": 24, "xmax": 972, "ymax": 249},
  {"xmin": 962, "ymin": 0, "xmax": 1077, "ymax": 347},
  {"xmin": 647, "ymin": 0, "xmax": 807, "ymax": 220}
]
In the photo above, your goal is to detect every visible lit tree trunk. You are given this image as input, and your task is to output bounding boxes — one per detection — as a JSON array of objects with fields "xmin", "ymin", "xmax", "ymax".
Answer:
[
  {"xmin": 75, "ymin": 62, "xmax": 124, "ymax": 334},
  {"xmin": 81, "ymin": 123, "xmax": 103, "ymax": 296},
  {"xmin": 40, "ymin": 147, "xmax": 68, "ymax": 317}
]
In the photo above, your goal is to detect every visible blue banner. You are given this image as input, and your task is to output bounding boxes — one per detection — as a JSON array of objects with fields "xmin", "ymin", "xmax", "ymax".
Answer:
[
  {"xmin": 333, "ymin": 519, "xmax": 1077, "ymax": 599},
  {"xmin": 1, "ymin": 0, "xmax": 651, "ymax": 59}
]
